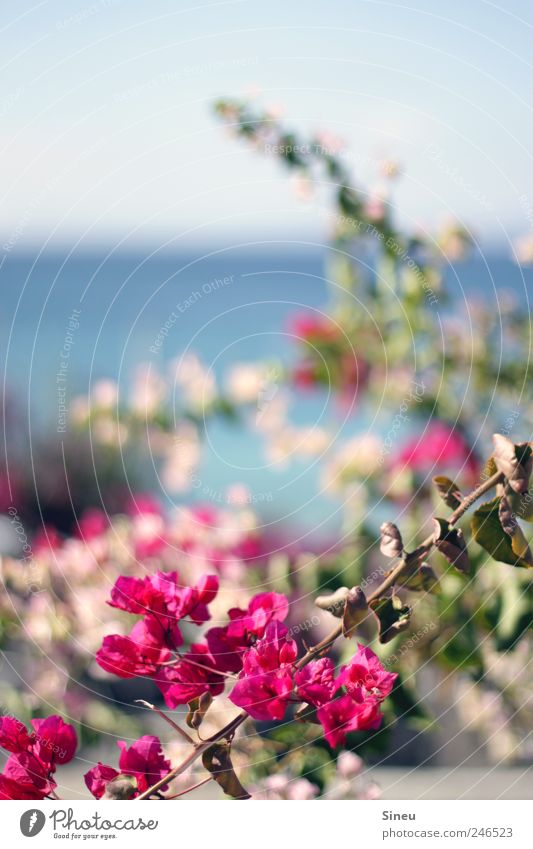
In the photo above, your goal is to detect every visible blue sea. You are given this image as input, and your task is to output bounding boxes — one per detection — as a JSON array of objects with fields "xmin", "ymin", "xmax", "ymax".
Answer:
[{"xmin": 1, "ymin": 247, "xmax": 532, "ymax": 538}]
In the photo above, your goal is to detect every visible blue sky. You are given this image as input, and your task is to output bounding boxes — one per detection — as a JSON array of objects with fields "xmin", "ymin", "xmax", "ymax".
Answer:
[{"xmin": 1, "ymin": 0, "xmax": 532, "ymax": 253}]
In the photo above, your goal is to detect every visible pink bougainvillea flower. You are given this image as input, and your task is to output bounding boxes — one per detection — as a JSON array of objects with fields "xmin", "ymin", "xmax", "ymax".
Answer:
[
  {"xmin": 154, "ymin": 643, "xmax": 225, "ymax": 708},
  {"xmin": 76, "ymin": 508, "xmax": 108, "ymax": 540},
  {"xmin": 108, "ymin": 575, "xmax": 154, "ymax": 615},
  {"xmin": 108, "ymin": 571, "xmax": 217, "ymax": 618},
  {"xmin": 229, "ymin": 622, "xmax": 297, "ymax": 721},
  {"xmin": 207, "ymin": 592, "xmax": 289, "ymax": 673},
  {"xmin": 338, "ymin": 645, "xmax": 397, "ymax": 703},
  {"xmin": 0, "ymin": 713, "xmax": 77, "ymax": 800},
  {"xmin": 99, "ymin": 571, "xmax": 220, "ymax": 680},
  {"xmin": 174, "ymin": 503, "xmax": 263, "ymax": 574},
  {"xmin": 393, "ymin": 420, "xmax": 478, "ymax": 482},
  {"xmin": 288, "ymin": 313, "xmax": 341, "ymax": 343},
  {"xmin": 172, "ymin": 574, "xmax": 219, "ymax": 625},
  {"xmin": 31, "ymin": 715, "xmax": 78, "ymax": 766},
  {"xmin": 83, "ymin": 763, "xmax": 119, "ymax": 799},
  {"xmin": 229, "ymin": 667, "xmax": 294, "ymax": 721},
  {"xmin": 242, "ymin": 592, "xmax": 290, "ymax": 634},
  {"xmin": 108, "ymin": 584, "xmax": 182, "ymax": 651},
  {"xmin": 128, "ymin": 495, "xmax": 166, "ymax": 559},
  {"xmin": 292, "ymin": 361, "xmax": 319, "ymax": 389},
  {"xmin": 2, "ymin": 752, "xmax": 55, "ymax": 797},
  {"xmin": 240, "ymin": 621, "xmax": 297, "ymax": 674},
  {"xmin": 0, "ymin": 774, "xmax": 48, "ymax": 800},
  {"xmin": 96, "ymin": 621, "xmax": 171, "ymax": 679},
  {"xmin": 141, "ymin": 610, "xmax": 183, "ymax": 651},
  {"xmin": 108, "ymin": 571, "xmax": 219, "ymax": 630},
  {"xmin": 204, "ymin": 624, "xmax": 245, "ymax": 674},
  {"xmin": 128, "ymin": 494, "xmax": 163, "ymax": 517},
  {"xmin": 32, "ymin": 525, "xmax": 62, "ymax": 554},
  {"xmin": 0, "ymin": 716, "xmax": 32, "ymax": 754},
  {"xmin": 84, "ymin": 736, "xmax": 170, "ymax": 799},
  {"xmin": 117, "ymin": 735, "xmax": 170, "ymax": 795},
  {"xmin": 317, "ymin": 694, "xmax": 383, "ymax": 748},
  {"xmin": 294, "ymin": 658, "xmax": 338, "ymax": 706},
  {"xmin": 98, "ymin": 569, "xmax": 220, "ymax": 683}
]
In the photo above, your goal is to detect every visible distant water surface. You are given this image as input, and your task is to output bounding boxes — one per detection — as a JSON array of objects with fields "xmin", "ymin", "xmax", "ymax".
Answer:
[{"xmin": 1, "ymin": 248, "xmax": 531, "ymax": 538}]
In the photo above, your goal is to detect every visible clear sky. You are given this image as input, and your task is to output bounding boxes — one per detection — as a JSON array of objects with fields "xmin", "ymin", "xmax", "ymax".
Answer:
[{"xmin": 1, "ymin": 0, "xmax": 532, "ymax": 253}]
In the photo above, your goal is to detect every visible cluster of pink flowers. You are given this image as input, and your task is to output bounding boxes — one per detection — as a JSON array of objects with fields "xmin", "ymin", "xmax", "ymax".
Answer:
[
  {"xmin": 96, "ymin": 572, "xmax": 396, "ymax": 750},
  {"xmin": 84, "ymin": 736, "xmax": 170, "ymax": 799},
  {"xmin": 0, "ymin": 713, "xmax": 172, "ymax": 801},
  {"xmin": 288, "ymin": 311, "xmax": 369, "ymax": 405},
  {"xmin": 35, "ymin": 498, "xmax": 262, "ymax": 571},
  {"xmin": 0, "ymin": 586, "xmax": 397, "ymax": 800},
  {"xmin": 155, "ymin": 590, "xmax": 289, "ymax": 708},
  {"xmin": 0, "ymin": 715, "xmax": 77, "ymax": 799},
  {"xmin": 174, "ymin": 503, "xmax": 262, "ymax": 571},
  {"xmin": 289, "ymin": 313, "xmax": 342, "ymax": 344},
  {"xmin": 393, "ymin": 420, "xmax": 479, "ymax": 483},
  {"xmin": 229, "ymin": 625, "xmax": 397, "ymax": 747},
  {"xmin": 96, "ymin": 570, "xmax": 290, "ymax": 712},
  {"xmin": 96, "ymin": 570, "xmax": 219, "ymax": 681}
]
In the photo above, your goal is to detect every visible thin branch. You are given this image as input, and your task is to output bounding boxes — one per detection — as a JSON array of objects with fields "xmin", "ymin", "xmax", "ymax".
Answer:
[
  {"xmin": 163, "ymin": 776, "xmax": 213, "ymax": 799},
  {"xmin": 135, "ymin": 700, "xmax": 194, "ymax": 745},
  {"xmin": 158, "ymin": 655, "xmax": 238, "ymax": 679},
  {"xmin": 448, "ymin": 470, "xmax": 503, "ymax": 524},
  {"xmin": 136, "ymin": 712, "xmax": 246, "ymax": 799}
]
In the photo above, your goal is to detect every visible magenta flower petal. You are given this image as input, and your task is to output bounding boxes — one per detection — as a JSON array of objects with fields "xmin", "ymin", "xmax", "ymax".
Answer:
[
  {"xmin": 3, "ymin": 752, "xmax": 56, "ymax": 797},
  {"xmin": 117, "ymin": 735, "xmax": 170, "ymax": 795},
  {"xmin": 154, "ymin": 643, "xmax": 225, "ymax": 708},
  {"xmin": 0, "ymin": 716, "xmax": 32, "ymax": 754},
  {"xmin": 31, "ymin": 715, "xmax": 78, "ymax": 766},
  {"xmin": 84, "ymin": 763, "xmax": 120, "ymax": 799},
  {"xmin": 294, "ymin": 658, "xmax": 338, "ymax": 706},
  {"xmin": 317, "ymin": 695, "xmax": 383, "ymax": 748},
  {"xmin": 338, "ymin": 644, "xmax": 397, "ymax": 702}
]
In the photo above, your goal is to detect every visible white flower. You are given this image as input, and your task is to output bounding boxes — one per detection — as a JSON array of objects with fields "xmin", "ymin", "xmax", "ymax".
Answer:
[
  {"xmin": 161, "ymin": 422, "xmax": 201, "ymax": 492},
  {"xmin": 130, "ymin": 364, "xmax": 166, "ymax": 417},
  {"xmin": 70, "ymin": 395, "xmax": 90, "ymax": 425},
  {"xmin": 514, "ymin": 233, "xmax": 533, "ymax": 265},
  {"xmin": 171, "ymin": 354, "xmax": 217, "ymax": 413},
  {"xmin": 227, "ymin": 363, "xmax": 272, "ymax": 405},
  {"xmin": 322, "ymin": 434, "xmax": 383, "ymax": 492},
  {"xmin": 91, "ymin": 379, "xmax": 118, "ymax": 410}
]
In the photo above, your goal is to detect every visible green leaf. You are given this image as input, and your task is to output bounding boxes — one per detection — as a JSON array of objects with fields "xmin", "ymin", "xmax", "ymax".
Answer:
[
  {"xmin": 294, "ymin": 703, "xmax": 320, "ymax": 724},
  {"xmin": 506, "ymin": 490, "xmax": 533, "ymax": 523},
  {"xmin": 202, "ymin": 743, "xmax": 251, "ymax": 800},
  {"xmin": 186, "ymin": 692, "xmax": 213, "ymax": 729},
  {"xmin": 438, "ymin": 618, "xmax": 484, "ymax": 672},
  {"xmin": 342, "ymin": 587, "xmax": 369, "ymax": 637},
  {"xmin": 432, "ymin": 518, "xmax": 470, "ymax": 573},
  {"xmin": 388, "ymin": 672, "xmax": 431, "ymax": 726},
  {"xmin": 315, "ymin": 586, "xmax": 349, "ymax": 618},
  {"xmin": 482, "ymin": 455, "xmax": 498, "ymax": 480},
  {"xmin": 492, "ymin": 434, "xmax": 532, "ymax": 494},
  {"xmin": 338, "ymin": 185, "xmax": 362, "ymax": 218},
  {"xmin": 471, "ymin": 497, "xmax": 533, "ymax": 568},
  {"xmin": 432, "ymin": 476, "xmax": 463, "ymax": 509},
  {"xmin": 398, "ymin": 562, "xmax": 440, "ymax": 594},
  {"xmin": 369, "ymin": 595, "xmax": 411, "ymax": 643},
  {"xmin": 493, "ymin": 580, "xmax": 533, "ymax": 651},
  {"xmin": 379, "ymin": 522, "xmax": 403, "ymax": 558}
]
